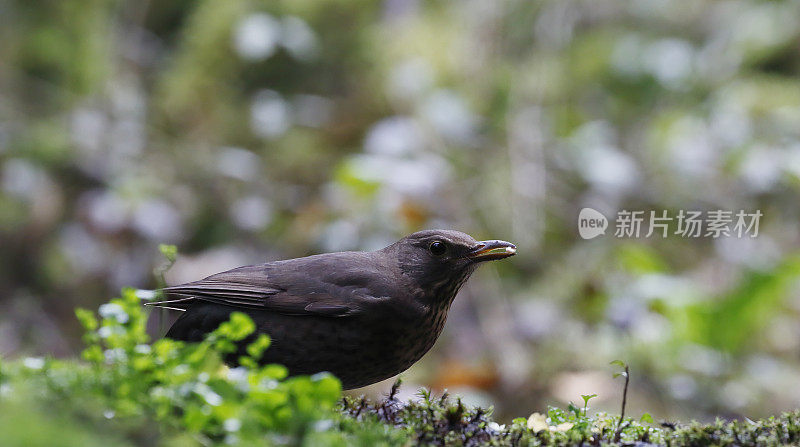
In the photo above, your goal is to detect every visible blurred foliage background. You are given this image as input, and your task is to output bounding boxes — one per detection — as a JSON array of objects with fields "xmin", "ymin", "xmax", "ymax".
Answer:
[{"xmin": 1, "ymin": 0, "xmax": 800, "ymax": 423}]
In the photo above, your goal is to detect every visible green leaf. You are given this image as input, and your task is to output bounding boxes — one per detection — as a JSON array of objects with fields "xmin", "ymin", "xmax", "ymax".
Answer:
[
  {"xmin": 81, "ymin": 345, "xmax": 103, "ymax": 363},
  {"xmin": 679, "ymin": 255, "xmax": 800, "ymax": 353},
  {"xmin": 183, "ymin": 406, "xmax": 210, "ymax": 432},
  {"xmin": 310, "ymin": 373, "xmax": 342, "ymax": 403},
  {"xmin": 512, "ymin": 417, "xmax": 528, "ymax": 426},
  {"xmin": 246, "ymin": 334, "xmax": 271, "ymax": 359},
  {"xmin": 238, "ymin": 357, "xmax": 257, "ymax": 369},
  {"xmin": 75, "ymin": 308, "xmax": 98, "ymax": 331},
  {"xmin": 158, "ymin": 244, "xmax": 178, "ymax": 263},
  {"xmin": 567, "ymin": 401, "xmax": 580, "ymax": 417},
  {"xmin": 261, "ymin": 364, "xmax": 288, "ymax": 380},
  {"xmin": 640, "ymin": 413, "xmax": 655, "ymax": 424},
  {"xmin": 616, "ymin": 243, "xmax": 668, "ymax": 274},
  {"xmin": 214, "ymin": 312, "xmax": 256, "ymax": 341}
]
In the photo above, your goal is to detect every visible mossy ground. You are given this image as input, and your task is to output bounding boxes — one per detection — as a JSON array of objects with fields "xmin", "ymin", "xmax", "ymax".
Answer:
[{"xmin": 341, "ymin": 384, "xmax": 800, "ymax": 446}]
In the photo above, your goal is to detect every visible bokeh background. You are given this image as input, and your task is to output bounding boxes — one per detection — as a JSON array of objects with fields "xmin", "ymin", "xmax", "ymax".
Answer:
[{"xmin": 2, "ymin": 0, "xmax": 800, "ymax": 422}]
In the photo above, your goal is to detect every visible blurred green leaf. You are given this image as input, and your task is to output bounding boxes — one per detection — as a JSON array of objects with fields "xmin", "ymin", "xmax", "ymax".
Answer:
[
  {"xmin": 680, "ymin": 256, "xmax": 800, "ymax": 352},
  {"xmin": 616, "ymin": 244, "xmax": 668, "ymax": 274},
  {"xmin": 158, "ymin": 244, "xmax": 178, "ymax": 263}
]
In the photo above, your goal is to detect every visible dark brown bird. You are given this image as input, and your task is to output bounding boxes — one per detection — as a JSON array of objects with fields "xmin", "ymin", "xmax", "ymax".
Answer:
[{"xmin": 146, "ymin": 230, "xmax": 516, "ymax": 389}]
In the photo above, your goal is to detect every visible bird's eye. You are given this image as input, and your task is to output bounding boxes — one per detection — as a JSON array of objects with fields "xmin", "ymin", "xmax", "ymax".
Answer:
[{"xmin": 429, "ymin": 241, "xmax": 447, "ymax": 256}]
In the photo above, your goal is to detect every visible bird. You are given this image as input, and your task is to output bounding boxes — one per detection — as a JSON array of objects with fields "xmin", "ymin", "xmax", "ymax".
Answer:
[{"xmin": 145, "ymin": 229, "xmax": 516, "ymax": 389}]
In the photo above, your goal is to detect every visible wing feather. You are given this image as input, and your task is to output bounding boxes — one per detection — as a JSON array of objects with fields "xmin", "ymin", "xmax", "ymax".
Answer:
[{"xmin": 146, "ymin": 263, "xmax": 366, "ymax": 317}]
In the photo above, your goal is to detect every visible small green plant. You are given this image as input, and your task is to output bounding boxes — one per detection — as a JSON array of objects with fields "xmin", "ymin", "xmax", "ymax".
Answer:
[
  {"xmin": 1, "ymin": 288, "xmax": 367, "ymax": 445},
  {"xmin": 611, "ymin": 359, "xmax": 631, "ymax": 442},
  {"xmin": 580, "ymin": 394, "xmax": 597, "ymax": 417}
]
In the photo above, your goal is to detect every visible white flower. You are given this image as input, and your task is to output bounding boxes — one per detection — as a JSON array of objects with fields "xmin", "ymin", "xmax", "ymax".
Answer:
[
  {"xmin": 527, "ymin": 413, "xmax": 548, "ymax": 432},
  {"xmin": 313, "ymin": 419, "xmax": 334, "ymax": 432},
  {"xmin": 134, "ymin": 289, "xmax": 156, "ymax": 301},
  {"xmin": 224, "ymin": 418, "xmax": 242, "ymax": 432},
  {"xmin": 554, "ymin": 422, "xmax": 574, "ymax": 432},
  {"xmin": 0, "ymin": 384, "xmax": 13, "ymax": 396},
  {"xmin": 195, "ymin": 383, "xmax": 223, "ymax": 406},
  {"xmin": 98, "ymin": 303, "xmax": 129, "ymax": 324},
  {"xmin": 134, "ymin": 344, "xmax": 152, "ymax": 354},
  {"xmin": 23, "ymin": 357, "xmax": 45, "ymax": 370},
  {"xmin": 488, "ymin": 421, "xmax": 505, "ymax": 431},
  {"xmin": 104, "ymin": 348, "xmax": 127, "ymax": 363},
  {"xmin": 233, "ymin": 13, "xmax": 280, "ymax": 61}
]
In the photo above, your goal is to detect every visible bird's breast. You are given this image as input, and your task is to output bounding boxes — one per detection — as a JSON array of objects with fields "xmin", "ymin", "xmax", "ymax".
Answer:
[{"xmin": 242, "ymin": 292, "xmax": 457, "ymax": 389}]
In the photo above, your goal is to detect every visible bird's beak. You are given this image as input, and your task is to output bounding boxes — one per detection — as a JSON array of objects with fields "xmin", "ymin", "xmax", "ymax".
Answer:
[{"xmin": 467, "ymin": 240, "xmax": 517, "ymax": 261}]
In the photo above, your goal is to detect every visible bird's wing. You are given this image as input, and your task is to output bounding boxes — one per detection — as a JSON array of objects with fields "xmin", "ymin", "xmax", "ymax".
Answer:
[{"xmin": 145, "ymin": 262, "xmax": 369, "ymax": 317}]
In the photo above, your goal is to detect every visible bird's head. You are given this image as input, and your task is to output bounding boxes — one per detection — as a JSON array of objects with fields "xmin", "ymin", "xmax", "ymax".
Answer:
[{"xmin": 388, "ymin": 229, "xmax": 516, "ymax": 304}]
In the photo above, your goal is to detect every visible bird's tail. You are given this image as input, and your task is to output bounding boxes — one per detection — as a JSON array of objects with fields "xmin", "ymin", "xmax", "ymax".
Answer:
[{"xmin": 143, "ymin": 296, "xmax": 195, "ymax": 311}]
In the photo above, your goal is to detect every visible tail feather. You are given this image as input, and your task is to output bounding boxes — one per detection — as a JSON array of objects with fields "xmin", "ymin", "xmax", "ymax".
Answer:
[{"xmin": 143, "ymin": 296, "xmax": 195, "ymax": 311}]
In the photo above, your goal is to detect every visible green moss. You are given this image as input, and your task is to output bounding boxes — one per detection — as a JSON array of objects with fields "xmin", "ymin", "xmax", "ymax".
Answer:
[{"xmin": 343, "ymin": 386, "xmax": 800, "ymax": 446}]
